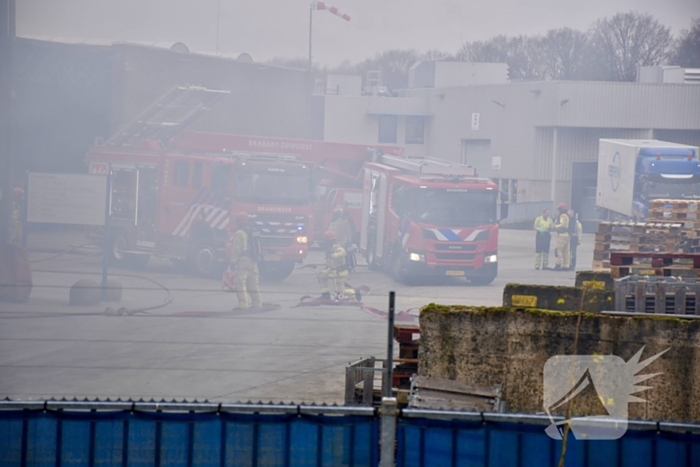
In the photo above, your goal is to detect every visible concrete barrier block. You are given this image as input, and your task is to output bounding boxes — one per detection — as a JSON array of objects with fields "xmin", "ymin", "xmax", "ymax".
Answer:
[
  {"xmin": 419, "ymin": 305, "xmax": 700, "ymax": 423},
  {"xmin": 503, "ymin": 283, "xmax": 614, "ymax": 312},
  {"xmin": 575, "ymin": 270, "xmax": 614, "ymax": 290},
  {"xmin": 69, "ymin": 279, "xmax": 101, "ymax": 306}
]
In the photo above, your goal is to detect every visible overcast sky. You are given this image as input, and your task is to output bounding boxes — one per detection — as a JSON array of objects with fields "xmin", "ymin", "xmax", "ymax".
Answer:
[{"xmin": 17, "ymin": 0, "xmax": 700, "ymax": 66}]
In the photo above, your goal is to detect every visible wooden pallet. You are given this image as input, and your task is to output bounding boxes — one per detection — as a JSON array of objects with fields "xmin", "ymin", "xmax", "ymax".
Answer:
[
  {"xmin": 611, "ymin": 266, "xmax": 700, "ymax": 279},
  {"xmin": 649, "ymin": 199, "xmax": 700, "ymax": 211},
  {"xmin": 598, "ymin": 221, "xmax": 683, "ymax": 230},
  {"xmin": 593, "ymin": 223, "xmax": 689, "ymax": 271},
  {"xmin": 648, "ymin": 212, "xmax": 700, "ymax": 221},
  {"xmin": 594, "ymin": 244, "xmax": 677, "ymax": 254}
]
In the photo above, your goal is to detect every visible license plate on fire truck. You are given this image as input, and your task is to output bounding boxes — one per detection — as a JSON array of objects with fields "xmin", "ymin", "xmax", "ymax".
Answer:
[
  {"xmin": 263, "ymin": 254, "xmax": 282, "ymax": 261},
  {"xmin": 446, "ymin": 270, "xmax": 465, "ymax": 276}
]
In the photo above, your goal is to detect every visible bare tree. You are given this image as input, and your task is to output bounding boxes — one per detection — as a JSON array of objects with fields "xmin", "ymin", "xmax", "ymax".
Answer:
[
  {"xmin": 457, "ymin": 35, "xmax": 549, "ymax": 80},
  {"xmin": 590, "ymin": 12, "xmax": 673, "ymax": 81},
  {"xmin": 541, "ymin": 28, "xmax": 590, "ymax": 80},
  {"xmin": 354, "ymin": 49, "xmax": 420, "ymax": 91},
  {"xmin": 673, "ymin": 18, "xmax": 700, "ymax": 67},
  {"xmin": 420, "ymin": 49, "xmax": 454, "ymax": 61},
  {"xmin": 507, "ymin": 35, "xmax": 550, "ymax": 80},
  {"xmin": 456, "ymin": 35, "xmax": 510, "ymax": 63}
]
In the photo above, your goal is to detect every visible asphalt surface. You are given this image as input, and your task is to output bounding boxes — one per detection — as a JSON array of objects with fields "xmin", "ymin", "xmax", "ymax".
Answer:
[{"xmin": 0, "ymin": 229, "xmax": 593, "ymax": 403}]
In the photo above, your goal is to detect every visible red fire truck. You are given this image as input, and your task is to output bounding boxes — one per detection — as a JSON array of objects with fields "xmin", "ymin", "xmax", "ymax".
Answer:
[
  {"xmin": 87, "ymin": 140, "xmax": 314, "ymax": 280},
  {"xmin": 171, "ymin": 130, "xmax": 404, "ymax": 244},
  {"xmin": 359, "ymin": 155, "xmax": 507, "ymax": 285}
]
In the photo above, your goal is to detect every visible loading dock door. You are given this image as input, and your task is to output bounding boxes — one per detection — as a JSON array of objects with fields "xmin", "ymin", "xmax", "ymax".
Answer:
[{"xmin": 571, "ymin": 162, "xmax": 598, "ymax": 233}]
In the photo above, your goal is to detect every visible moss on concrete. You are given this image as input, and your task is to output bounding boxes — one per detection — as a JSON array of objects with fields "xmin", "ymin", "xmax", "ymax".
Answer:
[{"xmin": 418, "ymin": 305, "xmax": 700, "ymax": 422}]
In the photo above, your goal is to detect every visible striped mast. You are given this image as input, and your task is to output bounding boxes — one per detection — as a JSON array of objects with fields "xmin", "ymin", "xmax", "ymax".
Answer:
[{"xmin": 309, "ymin": 2, "xmax": 351, "ymax": 71}]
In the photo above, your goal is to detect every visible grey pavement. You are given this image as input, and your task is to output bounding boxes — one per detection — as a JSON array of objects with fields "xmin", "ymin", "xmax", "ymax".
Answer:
[{"xmin": 0, "ymin": 229, "xmax": 592, "ymax": 403}]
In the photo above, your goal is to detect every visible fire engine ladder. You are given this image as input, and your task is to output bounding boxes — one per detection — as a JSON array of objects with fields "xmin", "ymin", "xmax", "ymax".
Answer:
[
  {"xmin": 105, "ymin": 85, "xmax": 230, "ymax": 147},
  {"xmin": 380, "ymin": 155, "xmax": 478, "ymax": 177}
]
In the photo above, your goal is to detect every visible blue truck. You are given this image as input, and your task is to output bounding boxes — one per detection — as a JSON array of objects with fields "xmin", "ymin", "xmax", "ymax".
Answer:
[{"xmin": 596, "ymin": 139, "xmax": 700, "ymax": 221}]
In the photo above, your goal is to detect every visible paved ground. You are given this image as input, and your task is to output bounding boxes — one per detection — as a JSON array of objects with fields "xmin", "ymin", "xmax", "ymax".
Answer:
[{"xmin": 0, "ymin": 229, "xmax": 593, "ymax": 403}]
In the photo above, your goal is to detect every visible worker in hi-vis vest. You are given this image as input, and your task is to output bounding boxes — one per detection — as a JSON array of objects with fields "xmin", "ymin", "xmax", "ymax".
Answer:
[
  {"xmin": 553, "ymin": 203, "xmax": 571, "ymax": 271},
  {"xmin": 533, "ymin": 208, "xmax": 553, "ymax": 270}
]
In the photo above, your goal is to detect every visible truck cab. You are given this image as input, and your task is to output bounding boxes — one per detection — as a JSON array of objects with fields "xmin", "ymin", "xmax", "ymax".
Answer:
[
  {"xmin": 633, "ymin": 148, "xmax": 700, "ymax": 218},
  {"xmin": 360, "ymin": 156, "xmax": 502, "ymax": 285}
]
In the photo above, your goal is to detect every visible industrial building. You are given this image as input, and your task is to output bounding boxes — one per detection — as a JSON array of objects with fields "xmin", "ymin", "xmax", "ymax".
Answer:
[
  {"xmin": 12, "ymin": 37, "xmax": 317, "ymax": 174},
  {"xmin": 318, "ymin": 63, "xmax": 700, "ymax": 229}
]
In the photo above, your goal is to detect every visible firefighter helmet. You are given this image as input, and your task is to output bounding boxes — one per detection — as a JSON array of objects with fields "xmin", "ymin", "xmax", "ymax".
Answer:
[
  {"xmin": 236, "ymin": 212, "xmax": 251, "ymax": 225},
  {"xmin": 556, "ymin": 203, "xmax": 567, "ymax": 211},
  {"xmin": 323, "ymin": 230, "xmax": 337, "ymax": 242}
]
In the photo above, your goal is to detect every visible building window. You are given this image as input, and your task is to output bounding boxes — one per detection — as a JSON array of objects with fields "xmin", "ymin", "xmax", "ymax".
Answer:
[
  {"xmin": 173, "ymin": 161, "xmax": 189, "ymax": 187},
  {"xmin": 378, "ymin": 115, "xmax": 398, "ymax": 143},
  {"xmin": 192, "ymin": 162, "xmax": 202, "ymax": 189},
  {"xmin": 405, "ymin": 116, "xmax": 424, "ymax": 144}
]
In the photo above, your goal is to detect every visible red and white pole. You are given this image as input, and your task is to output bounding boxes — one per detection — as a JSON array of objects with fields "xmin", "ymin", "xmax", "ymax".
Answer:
[{"xmin": 309, "ymin": 2, "xmax": 351, "ymax": 71}]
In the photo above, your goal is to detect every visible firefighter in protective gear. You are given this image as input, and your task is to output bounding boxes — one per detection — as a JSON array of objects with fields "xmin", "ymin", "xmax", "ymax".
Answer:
[
  {"xmin": 318, "ymin": 230, "xmax": 358, "ymax": 301},
  {"xmin": 533, "ymin": 208, "xmax": 553, "ymax": 270},
  {"xmin": 329, "ymin": 207, "xmax": 353, "ymax": 246},
  {"xmin": 229, "ymin": 212, "xmax": 263, "ymax": 309},
  {"xmin": 568, "ymin": 209, "xmax": 583, "ymax": 270},
  {"xmin": 553, "ymin": 203, "xmax": 571, "ymax": 271},
  {"xmin": 10, "ymin": 188, "xmax": 24, "ymax": 246}
]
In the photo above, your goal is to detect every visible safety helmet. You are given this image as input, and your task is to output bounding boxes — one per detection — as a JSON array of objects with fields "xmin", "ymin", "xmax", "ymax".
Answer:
[
  {"xmin": 556, "ymin": 203, "xmax": 567, "ymax": 211},
  {"xmin": 333, "ymin": 206, "xmax": 344, "ymax": 214},
  {"xmin": 323, "ymin": 230, "xmax": 337, "ymax": 242},
  {"xmin": 13, "ymin": 187, "xmax": 24, "ymax": 199},
  {"xmin": 236, "ymin": 212, "xmax": 251, "ymax": 225}
]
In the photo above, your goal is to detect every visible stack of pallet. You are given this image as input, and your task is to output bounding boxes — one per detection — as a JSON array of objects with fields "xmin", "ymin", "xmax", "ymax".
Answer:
[
  {"xmin": 649, "ymin": 199, "xmax": 700, "ymax": 251},
  {"xmin": 593, "ymin": 222, "xmax": 683, "ymax": 270},
  {"xmin": 609, "ymin": 252, "xmax": 700, "ymax": 279}
]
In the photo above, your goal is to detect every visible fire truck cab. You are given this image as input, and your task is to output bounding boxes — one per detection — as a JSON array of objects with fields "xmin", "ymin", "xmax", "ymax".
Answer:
[
  {"xmin": 360, "ymin": 156, "xmax": 505, "ymax": 285},
  {"xmin": 88, "ymin": 146, "xmax": 313, "ymax": 281}
]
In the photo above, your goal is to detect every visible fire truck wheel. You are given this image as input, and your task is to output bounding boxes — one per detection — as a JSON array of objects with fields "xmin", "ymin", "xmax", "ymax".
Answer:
[
  {"xmin": 109, "ymin": 232, "xmax": 129, "ymax": 265},
  {"xmin": 188, "ymin": 240, "xmax": 220, "ymax": 278},
  {"xmin": 109, "ymin": 232, "xmax": 150, "ymax": 269},
  {"xmin": 469, "ymin": 275, "xmax": 496, "ymax": 286},
  {"xmin": 259, "ymin": 261, "xmax": 295, "ymax": 282},
  {"xmin": 391, "ymin": 252, "xmax": 412, "ymax": 284}
]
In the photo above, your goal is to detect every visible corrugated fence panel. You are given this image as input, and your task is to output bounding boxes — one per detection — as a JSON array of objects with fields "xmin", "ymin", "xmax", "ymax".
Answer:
[
  {"xmin": 396, "ymin": 417, "xmax": 700, "ymax": 467},
  {"xmin": 0, "ymin": 411, "xmax": 379, "ymax": 467},
  {"xmin": 3, "ymin": 407, "xmax": 700, "ymax": 466}
]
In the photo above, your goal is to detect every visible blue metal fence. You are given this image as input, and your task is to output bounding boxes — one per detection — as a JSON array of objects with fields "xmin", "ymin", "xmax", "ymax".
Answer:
[
  {"xmin": 397, "ymin": 413, "xmax": 700, "ymax": 467},
  {"xmin": 1, "ymin": 402, "xmax": 699, "ymax": 467},
  {"xmin": 0, "ymin": 405, "xmax": 378, "ymax": 467}
]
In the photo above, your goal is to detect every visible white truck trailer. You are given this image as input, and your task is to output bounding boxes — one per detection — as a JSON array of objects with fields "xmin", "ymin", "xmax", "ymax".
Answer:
[{"xmin": 596, "ymin": 139, "xmax": 700, "ymax": 221}]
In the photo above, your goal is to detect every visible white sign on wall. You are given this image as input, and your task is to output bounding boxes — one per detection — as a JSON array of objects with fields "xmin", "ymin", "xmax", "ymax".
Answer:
[
  {"xmin": 27, "ymin": 173, "xmax": 107, "ymax": 226},
  {"xmin": 492, "ymin": 156, "xmax": 502, "ymax": 170},
  {"xmin": 471, "ymin": 113, "xmax": 480, "ymax": 131}
]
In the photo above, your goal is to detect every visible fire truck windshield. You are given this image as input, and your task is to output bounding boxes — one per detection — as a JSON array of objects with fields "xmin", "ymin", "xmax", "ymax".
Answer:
[
  {"xmin": 412, "ymin": 189, "xmax": 497, "ymax": 227},
  {"xmin": 234, "ymin": 169, "xmax": 310, "ymax": 205}
]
